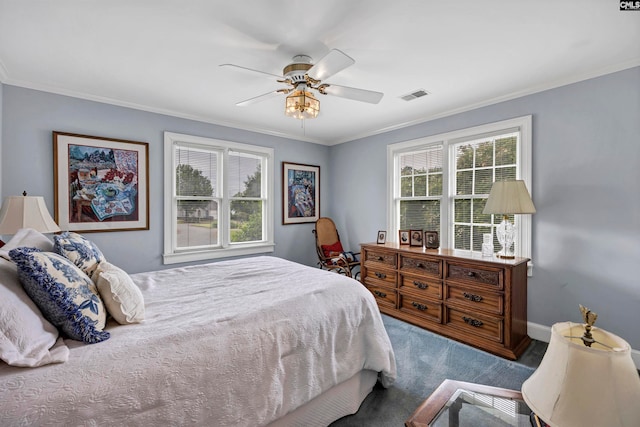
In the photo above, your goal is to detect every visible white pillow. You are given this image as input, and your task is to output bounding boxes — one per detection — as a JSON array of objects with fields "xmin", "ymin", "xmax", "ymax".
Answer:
[
  {"xmin": 0, "ymin": 258, "xmax": 69, "ymax": 367},
  {"xmin": 93, "ymin": 261, "xmax": 145, "ymax": 324},
  {"xmin": 0, "ymin": 228, "xmax": 54, "ymax": 261}
]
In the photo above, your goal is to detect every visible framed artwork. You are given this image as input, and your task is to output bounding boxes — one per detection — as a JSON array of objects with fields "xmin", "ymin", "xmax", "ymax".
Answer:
[
  {"xmin": 53, "ymin": 132, "xmax": 149, "ymax": 232},
  {"xmin": 377, "ymin": 230, "xmax": 387, "ymax": 244},
  {"xmin": 425, "ymin": 231, "xmax": 440, "ymax": 249},
  {"xmin": 282, "ymin": 162, "xmax": 319, "ymax": 224},
  {"xmin": 410, "ymin": 229, "xmax": 423, "ymax": 247},
  {"xmin": 399, "ymin": 230, "xmax": 410, "ymax": 245}
]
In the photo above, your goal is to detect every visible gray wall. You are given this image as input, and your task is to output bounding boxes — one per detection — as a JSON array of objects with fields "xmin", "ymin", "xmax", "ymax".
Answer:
[
  {"xmin": 329, "ymin": 66, "xmax": 640, "ymax": 350},
  {"xmin": 0, "ymin": 86, "xmax": 330, "ymax": 273},
  {"xmin": 2, "ymin": 67, "xmax": 639, "ymax": 351}
]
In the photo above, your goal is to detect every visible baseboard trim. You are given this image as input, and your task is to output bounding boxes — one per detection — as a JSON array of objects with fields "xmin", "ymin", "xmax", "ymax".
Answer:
[{"xmin": 528, "ymin": 321, "xmax": 640, "ymax": 370}]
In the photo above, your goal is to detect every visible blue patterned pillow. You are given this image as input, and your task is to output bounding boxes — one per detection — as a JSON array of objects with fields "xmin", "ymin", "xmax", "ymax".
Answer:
[
  {"xmin": 9, "ymin": 247, "xmax": 109, "ymax": 344},
  {"xmin": 53, "ymin": 231, "xmax": 105, "ymax": 277}
]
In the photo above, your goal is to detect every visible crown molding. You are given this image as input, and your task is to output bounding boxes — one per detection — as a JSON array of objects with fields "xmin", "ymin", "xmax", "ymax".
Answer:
[
  {"xmin": 332, "ymin": 59, "xmax": 640, "ymax": 146},
  {"xmin": 3, "ymin": 60, "xmax": 638, "ymax": 147}
]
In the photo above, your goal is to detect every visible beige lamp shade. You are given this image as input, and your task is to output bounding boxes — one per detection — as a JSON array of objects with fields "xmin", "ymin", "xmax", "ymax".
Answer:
[
  {"xmin": 521, "ymin": 322, "xmax": 640, "ymax": 427},
  {"xmin": 483, "ymin": 180, "xmax": 536, "ymax": 214},
  {"xmin": 0, "ymin": 195, "xmax": 61, "ymax": 234}
]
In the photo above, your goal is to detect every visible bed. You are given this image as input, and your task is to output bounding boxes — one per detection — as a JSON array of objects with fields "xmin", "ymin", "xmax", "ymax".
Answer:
[{"xmin": 0, "ymin": 234, "xmax": 396, "ymax": 427}]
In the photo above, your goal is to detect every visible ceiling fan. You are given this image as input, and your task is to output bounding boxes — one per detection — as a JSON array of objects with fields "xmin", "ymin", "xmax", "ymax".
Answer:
[{"xmin": 220, "ymin": 49, "xmax": 383, "ymax": 119}]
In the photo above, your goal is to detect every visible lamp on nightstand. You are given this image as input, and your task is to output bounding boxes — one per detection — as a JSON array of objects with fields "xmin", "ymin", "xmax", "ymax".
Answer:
[
  {"xmin": 482, "ymin": 180, "xmax": 535, "ymax": 259},
  {"xmin": 0, "ymin": 191, "xmax": 61, "ymax": 235},
  {"xmin": 521, "ymin": 306, "xmax": 640, "ymax": 427}
]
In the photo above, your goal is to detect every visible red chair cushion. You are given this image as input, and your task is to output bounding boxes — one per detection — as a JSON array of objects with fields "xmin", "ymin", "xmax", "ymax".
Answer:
[{"xmin": 321, "ymin": 241, "xmax": 344, "ymax": 258}]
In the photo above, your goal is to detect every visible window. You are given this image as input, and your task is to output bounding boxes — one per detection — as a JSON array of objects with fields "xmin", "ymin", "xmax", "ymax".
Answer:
[
  {"xmin": 452, "ymin": 133, "xmax": 518, "ymax": 252},
  {"xmin": 164, "ymin": 132, "xmax": 274, "ymax": 264},
  {"xmin": 388, "ymin": 116, "xmax": 532, "ymax": 260},
  {"xmin": 398, "ymin": 146, "xmax": 443, "ymax": 232}
]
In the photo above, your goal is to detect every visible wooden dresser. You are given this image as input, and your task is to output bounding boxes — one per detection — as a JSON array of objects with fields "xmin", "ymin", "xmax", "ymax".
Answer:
[{"xmin": 360, "ymin": 242, "xmax": 530, "ymax": 360}]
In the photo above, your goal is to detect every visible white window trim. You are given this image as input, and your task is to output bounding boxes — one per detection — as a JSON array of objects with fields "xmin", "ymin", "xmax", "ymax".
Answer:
[
  {"xmin": 163, "ymin": 132, "xmax": 275, "ymax": 264},
  {"xmin": 387, "ymin": 116, "xmax": 533, "ymax": 268}
]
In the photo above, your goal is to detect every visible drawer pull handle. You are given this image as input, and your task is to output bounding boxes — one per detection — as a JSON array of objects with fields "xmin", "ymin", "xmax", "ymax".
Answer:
[
  {"xmin": 467, "ymin": 271, "xmax": 476, "ymax": 277},
  {"xmin": 413, "ymin": 281, "xmax": 428, "ymax": 289},
  {"xmin": 463, "ymin": 316, "xmax": 483, "ymax": 327},
  {"xmin": 375, "ymin": 272, "xmax": 387, "ymax": 279},
  {"xmin": 463, "ymin": 292, "xmax": 483, "ymax": 302},
  {"xmin": 373, "ymin": 290, "xmax": 387, "ymax": 298},
  {"xmin": 416, "ymin": 262, "xmax": 424, "ymax": 268},
  {"xmin": 377, "ymin": 256, "xmax": 384, "ymax": 261},
  {"xmin": 412, "ymin": 302, "xmax": 428, "ymax": 311}
]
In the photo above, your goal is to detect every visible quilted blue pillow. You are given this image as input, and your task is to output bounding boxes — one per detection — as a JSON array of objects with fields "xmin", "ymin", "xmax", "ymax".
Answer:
[
  {"xmin": 53, "ymin": 231, "xmax": 105, "ymax": 277},
  {"xmin": 9, "ymin": 247, "xmax": 109, "ymax": 344}
]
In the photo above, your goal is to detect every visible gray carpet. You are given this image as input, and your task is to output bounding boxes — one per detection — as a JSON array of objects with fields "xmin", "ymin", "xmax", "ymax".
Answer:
[{"xmin": 330, "ymin": 315, "xmax": 547, "ymax": 427}]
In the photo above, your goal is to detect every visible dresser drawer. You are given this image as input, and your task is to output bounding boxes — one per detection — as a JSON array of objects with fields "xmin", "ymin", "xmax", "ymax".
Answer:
[
  {"xmin": 400, "ymin": 273, "xmax": 442, "ymax": 300},
  {"xmin": 445, "ymin": 285, "xmax": 503, "ymax": 316},
  {"xmin": 399, "ymin": 294, "xmax": 442, "ymax": 323},
  {"xmin": 446, "ymin": 307, "xmax": 503, "ymax": 343},
  {"xmin": 363, "ymin": 266, "xmax": 397, "ymax": 288},
  {"xmin": 366, "ymin": 285, "xmax": 397, "ymax": 309},
  {"xmin": 446, "ymin": 262, "xmax": 504, "ymax": 290},
  {"xmin": 399, "ymin": 255, "xmax": 442, "ymax": 278},
  {"xmin": 364, "ymin": 249, "xmax": 397, "ymax": 268}
]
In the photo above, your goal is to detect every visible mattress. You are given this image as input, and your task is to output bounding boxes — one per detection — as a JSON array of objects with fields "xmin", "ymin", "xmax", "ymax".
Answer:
[{"xmin": 0, "ymin": 256, "xmax": 396, "ymax": 426}]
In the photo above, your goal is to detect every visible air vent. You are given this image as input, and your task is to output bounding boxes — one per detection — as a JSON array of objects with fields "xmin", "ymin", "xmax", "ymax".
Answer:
[{"xmin": 400, "ymin": 89, "xmax": 430, "ymax": 101}]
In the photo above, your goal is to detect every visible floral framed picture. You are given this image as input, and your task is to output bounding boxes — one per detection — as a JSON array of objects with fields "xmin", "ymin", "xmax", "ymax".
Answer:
[
  {"xmin": 425, "ymin": 231, "xmax": 440, "ymax": 249},
  {"xmin": 282, "ymin": 162, "xmax": 319, "ymax": 224},
  {"xmin": 53, "ymin": 132, "xmax": 149, "ymax": 232},
  {"xmin": 377, "ymin": 230, "xmax": 387, "ymax": 244},
  {"xmin": 399, "ymin": 230, "xmax": 410, "ymax": 245},
  {"xmin": 410, "ymin": 229, "xmax": 423, "ymax": 247}
]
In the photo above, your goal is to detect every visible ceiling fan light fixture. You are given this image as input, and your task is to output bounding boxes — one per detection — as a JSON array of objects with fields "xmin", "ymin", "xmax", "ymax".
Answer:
[{"xmin": 285, "ymin": 89, "xmax": 320, "ymax": 119}]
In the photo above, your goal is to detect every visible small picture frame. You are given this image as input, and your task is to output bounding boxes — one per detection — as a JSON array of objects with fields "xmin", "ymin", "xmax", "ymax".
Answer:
[
  {"xmin": 424, "ymin": 231, "xmax": 440, "ymax": 249},
  {"xmin": 282, "ymin": 162, "xmax": 320, "ymax": 224},
  {"xmin": 410, "ymin": 229, "xmax": 423, "ymax": 247},
  {"xmin": 398, "ymin": 230, "xmax": 410, "ymax": 245},
  {"xmin": 377, "ymin": 230, "xmax": 387, "ymax": 244}
]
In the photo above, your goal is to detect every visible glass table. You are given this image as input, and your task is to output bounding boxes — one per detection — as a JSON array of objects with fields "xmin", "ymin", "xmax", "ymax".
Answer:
[{"xmin": 406, "ymin": 379, "xmax": 533, "ymax": 427}]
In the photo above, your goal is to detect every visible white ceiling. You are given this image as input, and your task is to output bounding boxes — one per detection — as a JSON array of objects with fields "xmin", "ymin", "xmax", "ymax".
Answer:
[{"xmin": 1, "ymin": 1, "xmax": 638, "ymax": 145}]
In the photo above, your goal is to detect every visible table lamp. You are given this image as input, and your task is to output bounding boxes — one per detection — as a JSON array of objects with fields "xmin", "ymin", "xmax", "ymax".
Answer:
[
  {"xmin": 0, "ymin": 191, "xmax": 61, "ymax": 235},
  {"xmin": 482, "ymin": 180, "xmax": 535, "ymax": 259},
  {"xmin": 521, "ymin": 306, "xmax": 640, "ymax": 427}
]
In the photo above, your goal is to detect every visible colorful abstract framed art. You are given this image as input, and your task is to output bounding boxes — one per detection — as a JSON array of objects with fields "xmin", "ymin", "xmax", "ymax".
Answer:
[
  {"xmin": 282, "ymin": 162, "xmax": 319, "ymax": 224},
  {"xmin": 53, "ymin": 132, "xmax": 149, "ymax": 232}
]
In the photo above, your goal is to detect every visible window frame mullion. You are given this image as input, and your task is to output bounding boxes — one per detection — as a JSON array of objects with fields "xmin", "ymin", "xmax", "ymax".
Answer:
[
  {"xmin": 163, "ymin": 132, "xmax": 274, "ymax": 264},
  {"xmin": 388, "ymin": 116, "xmax": 533, "ymax": 270}
]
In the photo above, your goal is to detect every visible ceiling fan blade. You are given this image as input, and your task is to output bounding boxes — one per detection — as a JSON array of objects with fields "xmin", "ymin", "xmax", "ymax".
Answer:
[
  {"xmin": 236, "ymin": 90, "xmax": 282, "ymax": 107},
  {"xmin": 307, "ymin": 49, "xmax": 355, "ymax": 81},
  {"xmin": 320, "ymin": 84, "xmax": 384, "ymax": 104},
  {"xmin": 219, "ymin": 63, "xmax": 282, "ymax": 79}
]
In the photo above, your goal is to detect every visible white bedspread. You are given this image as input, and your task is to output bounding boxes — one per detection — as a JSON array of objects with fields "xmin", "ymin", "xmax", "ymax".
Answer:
[{"xmin": 0, "ymin": 256, "xmax": 396, "ymax": 426}]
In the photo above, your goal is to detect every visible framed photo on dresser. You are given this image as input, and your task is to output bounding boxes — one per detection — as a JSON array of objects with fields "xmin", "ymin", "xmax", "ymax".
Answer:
[
  {"xmin": 399, "ymin": 230, "xmax": 410, "ymax": 245},
  {"xmin": 424, "ymin": 231, "xmax": 439, "ymax": 249},
  {"xmin": 410, "ymin": 230, "xmax": 423, "ymax": 247}
]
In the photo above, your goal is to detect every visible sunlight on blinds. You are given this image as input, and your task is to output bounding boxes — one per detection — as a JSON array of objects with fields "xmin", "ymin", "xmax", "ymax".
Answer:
[
  {"xmin": 453, "ymin": 132, "xmax": 518, "ymax": 251},
  {"xmin": 398, "ymin": 146, "xmax": 442, "ymax": 231},
  {"xmin": 174, "ymin": 145, "xmax": 219, "ymax": 248},
  {"xmin": 228, "ymin": 151, "xmax": 261, "ymax": 198}
]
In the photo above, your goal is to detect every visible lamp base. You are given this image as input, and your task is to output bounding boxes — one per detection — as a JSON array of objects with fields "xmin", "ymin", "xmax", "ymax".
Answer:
[
  {"xmin": 496, "ymin": 215, "xmax": 516, "ymax": 259},
  {"xmin": 529, "ymin": 412, "xmax": 549, "ymax": 427}
]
